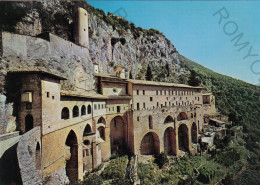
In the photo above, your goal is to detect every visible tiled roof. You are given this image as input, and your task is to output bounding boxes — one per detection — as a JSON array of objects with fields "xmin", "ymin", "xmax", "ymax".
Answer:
[
  {"xmin": 127, "ymin": 79, "xmax": 203, "ymax": 89},
  {"xmin": 8, "ymin": 70, "xmax": 67, "ymax": 80}
]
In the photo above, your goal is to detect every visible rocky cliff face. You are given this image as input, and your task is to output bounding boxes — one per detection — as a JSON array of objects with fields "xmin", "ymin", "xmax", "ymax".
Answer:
[
  {"xmin": 0, "ymin": 1, "xmax": 189, "ymax": 134},
  {"xmin": 87, "ymin": 5, "xmax": 184, "ymax": 81}
]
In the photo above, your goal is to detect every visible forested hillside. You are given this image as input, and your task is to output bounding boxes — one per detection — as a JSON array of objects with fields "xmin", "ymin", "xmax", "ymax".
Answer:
[{"xmin": 179, "ymin": 55, "xmax": 260, "ymax": 134}]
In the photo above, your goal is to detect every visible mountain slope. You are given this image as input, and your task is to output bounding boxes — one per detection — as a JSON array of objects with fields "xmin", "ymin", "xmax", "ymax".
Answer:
[{"xmin": 179, "ymin": 55, "xmax": 260, "ymax": 134}]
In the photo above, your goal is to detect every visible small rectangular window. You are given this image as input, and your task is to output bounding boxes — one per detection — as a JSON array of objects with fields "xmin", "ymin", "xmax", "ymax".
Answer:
[
  {"xmin": 98, "ymin": 104, "xmax": 100, "ymax": 109},
  {"xmin": 156, "ymin": 91, "xmax": 158, "ymax": 95},
  {"xmin": 150, "ymin": 97, "xmax": 153, "ymax": 101},
  {"xmin": 143, "ymin": 103, "xmax": 146, "ymax": 109},
  {"xmin": 47, "ymin": 92, "xmax": 49, "ymax": 97},
  {"xmin": 137, "ymin": 116, "xmax": 140, "ymax": 121},
  {"xmin": 137, "ymin": 103, "xmax": 140, "ymax": 110},
  {"xmin": 137, "ymin": 90, "xmax": 139, "ymax": 95},
  {"xmin": 157, "ymin": 102, "xmax": 159, "ymax": 107},
  {"xmin": 52, "ymin": 96, "xmax": 54, "ymax": 100},
  {"xmin": 117, "ymin": 106, "xmax": 120, "ymax": 113},
  {"xmin": 94, "ymin": 104, "xmax": 97, "ymax": 110},
  {"xmin": 143, "ymin": 90, "xmax": 145, "ymax": 95}
]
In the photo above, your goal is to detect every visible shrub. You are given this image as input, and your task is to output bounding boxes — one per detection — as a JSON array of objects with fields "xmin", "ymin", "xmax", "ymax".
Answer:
[
  {"xmin": 197, "ymin": 166, "xmax": 215, "ymax": 184},
  {"xmin": 111, "ymin": 178, "xmax": 132, "ymax": 185},
  {"xmin": 101, "ymin": 155, "xmax": 128, "ymax": 180},
  {"xmin": 154, "ymin": 152, "xmax": 169, "ymax": 168},
  {"xmin": 82, "ymin": 174, "xmax": 103, "ymax": 185},
  {"xmin": 137, "ymin": 163, "xmax": 161, "ymax": 185}
]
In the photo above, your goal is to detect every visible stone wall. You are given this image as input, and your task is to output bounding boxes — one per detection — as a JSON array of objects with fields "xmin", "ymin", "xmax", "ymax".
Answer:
[
  {"xmin": 1, "ymin": 32, "xmax": 94, "ymax": 92},
  {"xmin": 17, "ymin": 126, "xmax": 42, "ymax": 185}
]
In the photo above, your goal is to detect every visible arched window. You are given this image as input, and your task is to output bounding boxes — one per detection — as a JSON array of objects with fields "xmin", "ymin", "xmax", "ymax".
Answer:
[
  {"xmin": 61, "ymin": 107, "xmax": 70, "ymax": 119},
  {"xmin": 25, "ymin": 114, "xmax": 33, "ymax": 132},
  {"xmin": 83, "ymin": 124, "xmax": 92, "ymax": 136},
  {"xmin": 81, "ymin": 105, "xmax": 86, "ymax": 116},
  {"xmin": 87, "ymin": 105, "xmax": 91, "ymax": 114},
  {"xmin": 97, "ymin": 117, "xmax": 106, "ymax": 125},
  {"xmin": 73, "ymin": 106, "xmax": 79, "ymax": 118},
  {"xmin": 149, "ymin": 115, "xmax": 153, "ymax": 129},
  {"xmin": 164, "ymin": 116, "xmax": 174, "ymax": 124},
  {"xmin": 177, "ymin": 112, "xmax": 188, "ymax": 121}
]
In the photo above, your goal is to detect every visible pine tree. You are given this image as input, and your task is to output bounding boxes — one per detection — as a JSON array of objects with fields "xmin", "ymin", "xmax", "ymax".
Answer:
[
  {"xmin": 146, "ymin": 65, "xmax": 153, "ymax": 81},
  {"xmin": 187, "ymin": 70, "xmax": 201, "ymax": 86},
  {"xmin": 129, "ymin": 71, "xmax": 133, "ymax": 79}
]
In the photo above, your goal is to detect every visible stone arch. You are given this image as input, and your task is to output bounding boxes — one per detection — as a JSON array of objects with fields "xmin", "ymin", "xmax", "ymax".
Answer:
[
  {"xmin": 65, "ymin": 130, "xmax": 78, "ymax": 182},
  {"xmin": 177, "ymin": 112, "xmax": 188, "ymax": 121},
  {"xmin": 97, "ymin": 117, "xmax": 106, "ymax": 125},
  {"xmin": 83, "ymin": 124, "xmax": 92, "ymax": 136},
  {"xmin": 178, "ymin": 124, "xmax": 189, "ymax": 152},
  {"xmin": 140, "ymin": 132, "xmax": 160, "ymax": 155},
  {"xmin": 191, "ymin": 122, "xmax": 197, "ymax": 143},
  {"xmin": 98, "ymin": 126, "xmax": 105, "ymax": 141},
  {"xmin": 164, "ymin": 115, "xmax": 174, "ymax": 124},
  {"xmin": 164, "ymin": 127, "xmax": 176, "ymax": 155},
  {"xmin": 110, "ymin": 116, "xmax": 126, "ymax": 154},
  {"xmin": 81, "ymin": 105, "xmax": 86, "ymax": 116},
  {"xmin": 148, "ymin": 115, "xmax": 153, "ymax": 129},
  {"xmin": 73, "ymin": 106, "xmax": 79, "ymax": 118},
  {"xmin": 87, "ymin": 105, "xmax": 91, "ymax": 114},
  {"xmin": 35, "ymin": 142, "xmax": 41, "ymax": 170},
  {"xmin": 25, "ymin": 114, "xmax": 33, "ymax": 132},
  {"xmin": 61, "ymin": 107, "xmax": 70, "ymax": 120}
]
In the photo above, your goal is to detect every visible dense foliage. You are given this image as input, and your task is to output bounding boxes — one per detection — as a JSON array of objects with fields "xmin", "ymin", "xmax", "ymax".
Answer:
[
  {"xmin": 154, "ymin": 152, "xmax": 169, "ymax": 168},
  {"xmin": 101, "ymin": 155, "xmax": 128, "ymax": 180}
]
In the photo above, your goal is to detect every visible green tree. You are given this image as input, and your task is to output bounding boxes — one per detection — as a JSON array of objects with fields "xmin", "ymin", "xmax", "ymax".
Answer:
[
  {"xmin": 188, "ymin": 70, "xmax": 201, "ymax": 86},
  {"xmin": 145, "ymin": 65, "xmax": 153, "ymax": 81}
]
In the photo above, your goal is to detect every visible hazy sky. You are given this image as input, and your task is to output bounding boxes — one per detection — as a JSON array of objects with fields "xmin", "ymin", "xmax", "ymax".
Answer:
[{"xmin": 88, "ymin": 1, "xmax": 260, "ymax": 85}]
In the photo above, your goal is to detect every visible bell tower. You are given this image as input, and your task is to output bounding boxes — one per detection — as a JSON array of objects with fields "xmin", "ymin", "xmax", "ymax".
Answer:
[{"xmin": 74, "ymin": 7, "xmax": 89, "ymax": 48}]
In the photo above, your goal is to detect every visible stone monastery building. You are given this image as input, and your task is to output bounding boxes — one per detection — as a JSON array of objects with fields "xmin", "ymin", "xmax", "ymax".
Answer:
[{"xmin": 0, "ymin": 6, "xmax": 217, "ymax": 184}]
